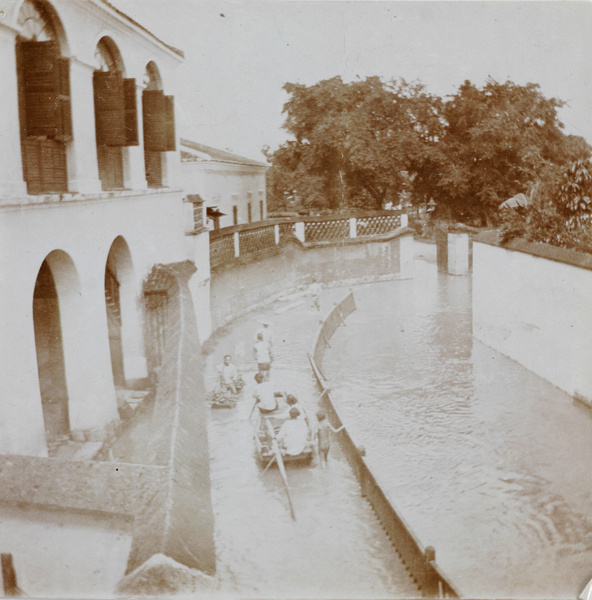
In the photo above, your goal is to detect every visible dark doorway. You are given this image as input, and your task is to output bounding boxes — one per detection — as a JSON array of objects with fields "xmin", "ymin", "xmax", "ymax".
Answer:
[
  {"xmin": 105, "ymin": 265, "xmax": 125, "ymax": 387},
  {"xmin": 33, "ymin": 260, "xmax": 70, "ymax": 438}
]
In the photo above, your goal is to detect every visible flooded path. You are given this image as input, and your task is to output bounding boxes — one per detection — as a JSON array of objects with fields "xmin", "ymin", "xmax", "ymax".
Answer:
[
  {"xmin": 323, "ymin": 242, "xmax": 592, "ymax": 599},
  {"xmin": 204, "ymin": 292, "xmax": 418, "ymax": 598}
]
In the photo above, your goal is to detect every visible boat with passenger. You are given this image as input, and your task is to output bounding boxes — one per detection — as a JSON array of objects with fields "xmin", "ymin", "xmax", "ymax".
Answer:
[{"xmin": 252, "ymin": 392, "xmax": 314, "ymax": 466}]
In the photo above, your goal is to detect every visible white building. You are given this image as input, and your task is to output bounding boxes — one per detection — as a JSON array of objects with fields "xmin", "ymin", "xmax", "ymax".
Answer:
[
  {"xmin": 180, "ymin": 138, "xmax": 269, "ymax": 230},
  {"xmin": 0, "ymin": 0, "xmax": 211, "ymax": 456}
]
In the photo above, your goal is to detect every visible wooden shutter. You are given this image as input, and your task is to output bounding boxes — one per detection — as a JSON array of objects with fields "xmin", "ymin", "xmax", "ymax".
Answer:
[
  {"xmin": 21, "ymin": 41, "xmax": 60, "ymax": 138},
  {"xmin": 57, "ymin": 58, "xmax": 73, "ymax": 141},
  {"xmin": 123, "ymin": 78, "xmax": 139, "ymax": 146},
  {"xmin": 164, "ymin": 95, "xmax": 176, "ymax": 151},
  {"xmin": 142, "ymin": 90, "xmax": 167, "ymax": 151},
  {"xmin": 21, "ymin": 138, "xmax": 67, "ymax": 194},
  {"xmin": 94, "ymin": 71, "xmax": 126, "ymax": 146}
]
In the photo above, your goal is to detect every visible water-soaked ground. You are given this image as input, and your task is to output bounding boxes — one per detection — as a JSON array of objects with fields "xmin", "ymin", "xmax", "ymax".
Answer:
[
  {"xmin": 323, "ymin": 242, "xmax": 592, "ymax": 599},
  {"xmin": 203, "ymin": 289, "xmax": 419, "ymax": 599}
]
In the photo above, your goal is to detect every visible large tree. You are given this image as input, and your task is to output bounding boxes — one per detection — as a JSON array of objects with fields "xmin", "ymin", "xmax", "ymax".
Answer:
[
  {"xmin": 266, "ymin": 76, "xmax": 440, "ymax": 212},
  {"xmin": 410, "ymin": 79, "xmax": 590, "ymax": 225},
  {"xmin": 266, "ymin": 76, "xmax": 590, "ymax": 223}
]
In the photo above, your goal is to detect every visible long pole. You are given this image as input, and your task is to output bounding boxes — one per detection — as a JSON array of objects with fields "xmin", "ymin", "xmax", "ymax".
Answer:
[{"xmin": 265, "ymin": 419, "xmax": 296, "ymax": 520}]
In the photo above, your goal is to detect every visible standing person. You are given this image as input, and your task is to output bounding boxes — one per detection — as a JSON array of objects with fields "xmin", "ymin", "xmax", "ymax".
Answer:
[
  {"xmin": 256, "ymin": 318, "xmax": 273, "ymax": 349},
  {"xmin": 309, "ymin": 277, "xmax": 322, "ymax": 311},
  {"xmin": 253, "ymin": 332, "xmax": 272, "ymax": 379},
  {"xmin": 252, "ymin": 372, "xmax": 277, "ymax": 413},
  {"xmin": 315, "ymin": 410, "xmax": 344, "ymax": 468},
  {"xmin": 217, "ymin": 354, "xmax": 243, "ymax": 395}
]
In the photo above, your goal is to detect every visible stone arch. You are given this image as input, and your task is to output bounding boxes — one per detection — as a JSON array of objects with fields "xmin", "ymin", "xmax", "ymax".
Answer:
[
  {"xmin": 105, "ymin": 236, "xmax": 146, "ymax": 387},
  {"xmin": 32, "ymin": 250, "xmax": 82, "ymax": 445},
  {"xmin": 16, "ymin": 0, "xmax": 70, "ymax": 55},
  {"xmin": 143, "ymin": 61, "xmax": 163, "ymax": 91},
  {"xmin": 94, "ymin": 35, "xmax": 126, "ymax": 75}
]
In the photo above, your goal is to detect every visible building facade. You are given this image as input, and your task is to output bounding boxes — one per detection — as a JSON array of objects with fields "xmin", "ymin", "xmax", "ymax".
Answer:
[
  {"xmin": 180, "ymin": 138, "xmax": 268, "ymax": 230},
  {"xmin": 0, "ymin": 0, "xmax": 210, "ymax": 456}
]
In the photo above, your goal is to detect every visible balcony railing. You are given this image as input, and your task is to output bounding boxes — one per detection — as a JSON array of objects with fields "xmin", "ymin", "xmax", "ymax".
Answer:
[{"xmin": 209, "ymin": 211, "xmax": 408, "ymax": 271}]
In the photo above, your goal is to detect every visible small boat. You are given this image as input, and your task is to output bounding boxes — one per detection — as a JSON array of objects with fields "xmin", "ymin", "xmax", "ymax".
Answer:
[
  {"xmin": 207, "ymin": 376, "xmax": 245, "ymax": 409},
  {"xmin": 253, "ymin": 392, "xmax": 314, "ymax": 466}
]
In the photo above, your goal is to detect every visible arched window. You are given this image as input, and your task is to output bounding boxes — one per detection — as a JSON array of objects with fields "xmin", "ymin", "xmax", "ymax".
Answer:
[
  {"xmin": 16, "ymin": 0, "xmax": 72, "ymax": 194},
  {"xmin": 93, "ymin": 38, "xmax": 138, "ymax": 190},
  {"xmin": 142, "ymin": 62, "xmax": 176, "ymax": 187}
]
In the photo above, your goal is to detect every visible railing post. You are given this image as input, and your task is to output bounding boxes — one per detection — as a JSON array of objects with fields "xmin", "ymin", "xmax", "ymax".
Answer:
[
  {"xmin": 295, "ymin": 221, "xmax": 305, "ymax": 243},
  {"xmin": 274, "ymin": 224, "xmax": 280, "ymax": 245},
  {"xmin": 233, "ymin": 231, "xmax": 240, "ymax": 258},
  {"xmin": 349, "ymin": 217, "xmax": 357, "ymax": 238},
  {"xmin": 400, "ymin": 213, "xmax": 409, "ymax": 227}
]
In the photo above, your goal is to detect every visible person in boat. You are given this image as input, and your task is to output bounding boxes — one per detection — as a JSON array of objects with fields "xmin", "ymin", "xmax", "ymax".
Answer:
[
  {"xmin": 315, "ymin": 410, "xmax": 344, "ymax": 467},
  {"xmin": 253, "ymin": 332, "xmax": 272, "ymax": 379},
  {"xmin": 252, "ymin": 372, "xmax": 278, "ymax": 413},
  {"xmin": 277, "ymin": 407, "xmax": 309, "ymax": 456},
  {"xmin": 279, "ymin": 394, "xmax": 306, "ymax": 421},
  {"xmin": 255, "ymin": 318, "xmax": 273, "ymax": 349},
  {"xmin": 217, "ymin": 354, "xmax": 243, "ymax": 395}
]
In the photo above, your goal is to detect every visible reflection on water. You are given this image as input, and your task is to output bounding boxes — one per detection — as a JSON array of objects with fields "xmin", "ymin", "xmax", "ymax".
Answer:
[
  {"xmin": 323, "ymin": 242, "xmax": 592, "ymax": 599},
  {"xmin": 204, "ymin": 295, "xmax": 418, "ymax": 598}
]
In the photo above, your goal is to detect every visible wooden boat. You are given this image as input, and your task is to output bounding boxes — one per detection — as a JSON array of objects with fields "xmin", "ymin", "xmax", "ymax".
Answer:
[
  {"xmin": 207, "ymin": 376, "xmax": 245, "ymax": 409},
  {"xmin": 253, "ymin": 393, "xmax": 314, "ymax": 466}
]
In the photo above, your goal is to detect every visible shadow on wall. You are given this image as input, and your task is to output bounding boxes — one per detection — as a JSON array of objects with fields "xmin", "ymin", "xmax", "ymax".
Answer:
[{"xmin": 210, "ymin": 229, "xmax": 413, "ymax": 330}]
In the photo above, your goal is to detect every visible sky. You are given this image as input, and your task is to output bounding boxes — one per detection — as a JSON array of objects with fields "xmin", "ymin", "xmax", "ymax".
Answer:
[{"xmin": 111, "ymin": 0, "xmax": 592, "ymax": 161}]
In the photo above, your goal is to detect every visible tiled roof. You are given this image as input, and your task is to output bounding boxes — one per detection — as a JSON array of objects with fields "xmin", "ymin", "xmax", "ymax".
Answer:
[
  {"xmin": 180, "ymin": 138, "xmax": 268, "ymax": 168},
  {"xmin": 98, "ymin": 0, "xmax": 184, "ymax": 58}
]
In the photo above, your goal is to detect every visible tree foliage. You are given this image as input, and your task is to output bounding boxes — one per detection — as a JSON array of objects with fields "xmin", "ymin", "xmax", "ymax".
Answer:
[
  {"xmin": 266, "ymin": 76, "xmax": 440, "ymax": 211},
  {"xmin": 499, "ymin": 158, "xmax": 592, "ymax": 252},
  {"xmin": 265, "ymin": 76, "xmax": 591, "ymax": 227}
]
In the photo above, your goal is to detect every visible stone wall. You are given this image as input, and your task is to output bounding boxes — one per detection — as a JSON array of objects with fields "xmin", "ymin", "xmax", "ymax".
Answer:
[
  {"xmin": 473, "ymin": 232, "xmax": 592, "ymax": 403},
  {"xmin": 210, "ymin": 227, "xmax": 414, "ymax": 330}
]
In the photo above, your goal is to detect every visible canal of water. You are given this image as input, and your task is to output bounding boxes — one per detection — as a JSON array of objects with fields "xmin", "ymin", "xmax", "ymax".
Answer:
[
  {"xmin": 204, "ymin": 291, "xmax": 419, "ymax": 598},
  {"xmin": 323, "ymin": 242, "xmax": 592, "ymax": 599}
]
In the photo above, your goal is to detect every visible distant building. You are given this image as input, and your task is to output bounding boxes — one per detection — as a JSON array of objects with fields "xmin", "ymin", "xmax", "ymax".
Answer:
[
  {"xmin": 0, "ymin": 0, "xmax": 212, "ymax": 456},
  {"xmin": 180, "ymin": 138, "xmax": 269, "ymax": 230}
]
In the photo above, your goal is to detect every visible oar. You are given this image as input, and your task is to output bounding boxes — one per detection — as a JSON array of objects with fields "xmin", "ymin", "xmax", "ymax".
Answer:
[
  {"xmin": 316, "ymin": 387, "xmax": 330, "ymax": 403},
  {"xmin": 261, "ymin": 454, "xmax": 276, "ymax": 475},
  {"xmin": 265, "ymin": 419, "xmax": 296, "ymax": 520},
  {"xmin": 248, "ymin": 398, "xmax": 259, "ymax": 420}
]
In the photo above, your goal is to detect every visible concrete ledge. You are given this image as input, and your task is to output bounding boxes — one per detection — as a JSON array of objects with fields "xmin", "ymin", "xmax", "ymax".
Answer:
[{"xmin": 475, "ymin": 230, "xmax": 592, "ymax": 271}]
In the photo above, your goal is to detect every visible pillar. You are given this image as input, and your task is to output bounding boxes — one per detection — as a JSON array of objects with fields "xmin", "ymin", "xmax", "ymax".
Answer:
[
  {"xmin": 120, "ymin": 283, "xmax": 148, "ymax": 383},
  {"xmin": 447, "ymin": 232, "xmax": 470, "ymax": 275},
  {"xmin": 349, "ymin": 217, "xmax": 357, "ymax": 238},
  {"xmin": 67, "ymin": 58, "xmax": 102, "ymax": 194},
  {"xmin": 0, "ymin": 278, "xmax": 48, "ymax": 456},
  {"xmin": 0, "ymin": 26, "xmax": 28, "ymax": 197},
  {"xmin": 295, "ymin": 222, "xmax": 305, "ymax": 243},
  {"xmin": 233, "ymin": 231, "xmax": 240, "ymax": 257},
  {"xmin": 64, "ymin": 273, "xmax": 119, "ymax": 434},
  {"xmin": 123, "ymin": 83, "xmax": 148, "ymax": 190}
]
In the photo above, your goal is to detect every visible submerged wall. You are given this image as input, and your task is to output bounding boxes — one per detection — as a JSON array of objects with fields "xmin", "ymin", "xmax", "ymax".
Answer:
[
  {"xmin": 210, "ymin": 227, "xmax": 414, "ymax": 330},
  {"xmin": 473, "ymin": 232, "xmax": 592, "ymax": 402}
]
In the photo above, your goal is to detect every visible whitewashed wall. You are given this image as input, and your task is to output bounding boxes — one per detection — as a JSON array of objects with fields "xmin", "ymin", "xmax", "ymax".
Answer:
[
  {"xmin": 179, "ymin": 160, "xmax": 267, "ymax": 228},
  {"xmin": 473, "ymin": 237, "xmax": 592, "ymax": 402}
]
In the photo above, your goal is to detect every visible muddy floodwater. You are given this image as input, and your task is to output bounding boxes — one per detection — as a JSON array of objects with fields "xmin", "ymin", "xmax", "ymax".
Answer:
[
  {"xmin": 323, "ymin": 242, "xmax": 592, "ymax": 599},
  {"xmin": 204, "ymin": 290, "xmax": 418, "ymax": 599},
  {"xmin": 205, "ymin": 241, "xmax": 592, "ymax": 599}
]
